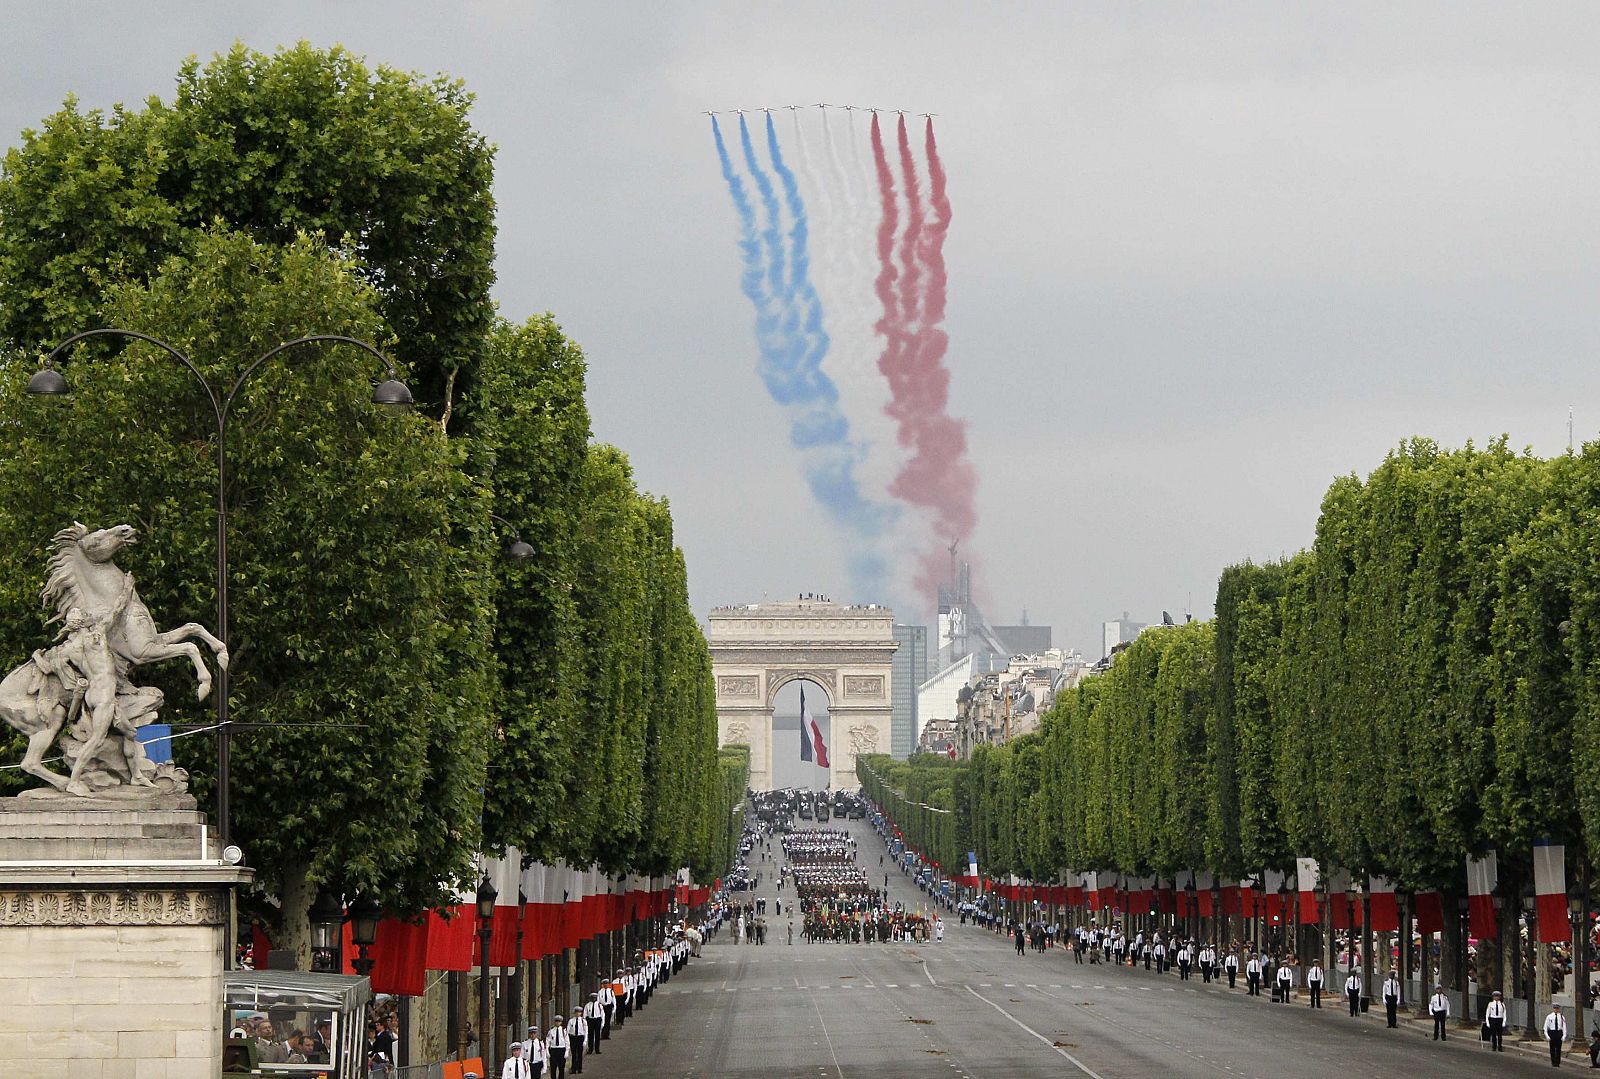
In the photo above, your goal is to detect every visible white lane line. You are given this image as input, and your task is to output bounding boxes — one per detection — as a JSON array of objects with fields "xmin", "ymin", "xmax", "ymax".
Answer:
[
  {"xmin": 964, "ymin": 986, "xmax": 1106, "ymax": 1079},
  {"xmin": 923, "ymin": 961, "xmax": 938, "ymax": 987},
  {"xmin": 806, "ymin": 988, "xmax": 846, "ymax": 1079}
]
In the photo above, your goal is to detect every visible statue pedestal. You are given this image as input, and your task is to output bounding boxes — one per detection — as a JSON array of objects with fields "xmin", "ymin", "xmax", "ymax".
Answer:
[{"xmin": 0, "ymin": 797, "xmax": 252, "ymax": 1078}]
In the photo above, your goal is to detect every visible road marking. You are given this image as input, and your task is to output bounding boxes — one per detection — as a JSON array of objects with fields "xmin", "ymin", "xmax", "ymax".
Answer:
[
  {"xmin": 924, "ymin": 962, "xmax": 938, "ymax": 987},
  {"xmin": 805, "ymin": 987, "xmax": 846, "ymax": 1079},
  {"xmin": 965, "ymin": 986, "xmax": 1105, "ymax": 1078}
]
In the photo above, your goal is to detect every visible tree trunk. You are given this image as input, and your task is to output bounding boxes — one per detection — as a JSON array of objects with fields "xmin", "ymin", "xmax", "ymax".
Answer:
[{"xmin": 277, "ymin": 863, "xmax": 314, "ymax": 971}]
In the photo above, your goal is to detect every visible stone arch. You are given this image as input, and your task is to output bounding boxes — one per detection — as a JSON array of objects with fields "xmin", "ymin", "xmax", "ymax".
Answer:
[
  {"xmin": 708, "ymin": 600, "xmax": 898, "ymax": 792},
  {"xmin": 765, "ymin": 670, "xmax": 835, "ymax": 708}
]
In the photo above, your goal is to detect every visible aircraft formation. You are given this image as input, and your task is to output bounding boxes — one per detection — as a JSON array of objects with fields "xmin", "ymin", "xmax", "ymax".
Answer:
[{"xmin": 701, "ymin": 105, "xmax": 935, "ymax": 117}]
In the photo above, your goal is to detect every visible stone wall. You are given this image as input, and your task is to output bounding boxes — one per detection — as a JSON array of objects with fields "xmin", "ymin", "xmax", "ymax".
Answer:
[{"xmin": 0, "ymin": 921, "xmax": 223, "ymax": 1078}]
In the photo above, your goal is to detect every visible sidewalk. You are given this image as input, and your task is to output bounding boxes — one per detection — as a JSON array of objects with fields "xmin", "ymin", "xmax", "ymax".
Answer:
[{"xmin": 1025, "ymin": 936, "xmax": 1586, "ymax": 1068}]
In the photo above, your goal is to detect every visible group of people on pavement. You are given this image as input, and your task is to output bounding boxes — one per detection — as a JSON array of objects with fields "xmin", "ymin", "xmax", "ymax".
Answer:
[
  {"xmin": 1003, "ymin": 919, "xmax": 1589, "ymax": 1067},
  {"xmin": 485, "ymin": 931, "xmax": 694, "ymax": 1079}
]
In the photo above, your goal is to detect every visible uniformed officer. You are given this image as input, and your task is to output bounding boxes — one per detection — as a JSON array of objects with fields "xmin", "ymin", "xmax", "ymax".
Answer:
[
  {"xmin": 520, "ymin": 1025, "xmax": 547, "ymax": 1078},
  {"xmin": 1381, "ymin": 969, "xmax": 1401, "ymax": 1028},
  {"xmin": 597, "ymin": 981, "xmax": 616, "ymax": 1038},
  {"xmin": 1305, "ymin": 960, "xmax": 1324, "ymax": 1008},
  {"xmin": 1224, "ymin": 948, "xmax": 1239, "ymax": 989},
  {"xmin": 1485, "ymin": 989, "xmax": 1507, "ymax": 1051},
  {"xmin": 501, "ymin": 1042, "xmax": 530, "ymax": 1079},
  {"xmin": 545, "ymin": 1018, "xmax": 569, "ymax": 1079},
  {"xmin": 1245, "ymin": 952, "xmax": 1262, "ymax": 996},
  {"xmin": 1545, "ymin": 1003, "xmax": 1568, "ymax": 1067},
  {"xmin": 1153, "ymin": 938, "xmax": 1167, "ymax": 974},
  {"xmin": 566, "ymin": 1008, "xmax": 586, "ymax": 1074},
  {"xmin": 1177, "ymin": 941, "xmax": 1192, "ymax": 981},
  {"xmin": 1345, "ymin": 969, "xmax": 1362, "ymax": 1017},
  {"xmin": 1199, "ymin": 943, "xmax": 1216, "ymax": 983},
  {"xmin": 584, "ymin": 994, "xmax": 604, "ymax": 1053},
  {"xmin": 1275, "ymin": 957, "xmax": 1294, "ymax": 1003},
  {"xmin": 1428, "ymin": 984, "xmax": 1450, "ymax": 1040}
]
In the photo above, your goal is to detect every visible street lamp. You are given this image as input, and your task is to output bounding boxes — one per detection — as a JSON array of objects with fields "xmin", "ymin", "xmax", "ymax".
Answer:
[
  {"xmin": 347, "ymin": 894, "xmax": 382, "ymax": 978},
  {"xmin": 488, "ymin": 514, "xmax": 535, "ymax": 562},
  {"xmin": 476, "ymin": 876, "xmax": 497, "ymax": 1067},
  {"xmin": 510, "ymin": 887, "xmax": 527, "ymax": 1053},
  {"xmin": 309, "ymin": 887, "xmax": 344, "ymax": 973},
  {"xmin": 27, "ymin": 329, "xmax": 412, "ymax": 853}
]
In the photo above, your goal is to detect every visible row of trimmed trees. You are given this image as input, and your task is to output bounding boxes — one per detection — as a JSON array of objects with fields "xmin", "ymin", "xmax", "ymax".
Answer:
[
  {"xmin": 868, "ymin": 437, "xmax": 1600, "ymax": 1007},
  {"xmin": 0, "ymin": 44, "xmax": 739, "ymax": 955}
]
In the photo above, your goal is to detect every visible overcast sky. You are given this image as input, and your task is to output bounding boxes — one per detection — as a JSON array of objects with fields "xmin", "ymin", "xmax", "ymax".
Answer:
[{"xmin": 6, "ymin": 2, "xmax": 1598, "ymax": 656}]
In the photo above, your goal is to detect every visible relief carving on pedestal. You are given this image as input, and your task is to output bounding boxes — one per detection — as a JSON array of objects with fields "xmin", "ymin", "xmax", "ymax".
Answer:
[
  {"xmin": 848, "ymin": 723, "xmax": 880, "ymax": 756},
  {"xmin": 724, "ymin": 721, "xmax": 750, "ymax": 744},
  {"xmin": 843, "ymin": 675, "xmax": 884, "ymax": 698},
  {"xmin": 0, "ymin": 888, "xmax": 227, "ymax": 927},
  {"xmin": 717, "ymin": 675, "xmax": 759, "ymax": 698}
]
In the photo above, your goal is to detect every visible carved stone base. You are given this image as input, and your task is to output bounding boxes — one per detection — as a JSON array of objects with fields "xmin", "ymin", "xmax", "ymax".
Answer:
[
  {"xmin": 0, "ymin": 802, "xmax": 251, "ymax": 1077},
  {"xmin": 14, "ymin": 786, "xmax": 197, "ymax": 809}
]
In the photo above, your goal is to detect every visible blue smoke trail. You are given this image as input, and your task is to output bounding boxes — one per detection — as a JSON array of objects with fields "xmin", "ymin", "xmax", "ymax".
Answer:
[{"xmin": 713, "ymin": 116, "xmax": 893, "ymax": 592}]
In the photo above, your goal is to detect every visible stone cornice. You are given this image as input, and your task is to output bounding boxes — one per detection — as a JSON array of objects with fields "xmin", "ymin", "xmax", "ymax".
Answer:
[{"xmin": 0, "ymin": 887, "xmax": 230, "ymax": 927}]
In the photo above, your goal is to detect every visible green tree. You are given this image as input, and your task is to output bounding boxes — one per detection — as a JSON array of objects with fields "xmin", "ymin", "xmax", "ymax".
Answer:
[
  {"xmin": 0, "ymin": 230, "xmax": 493, "ymax": 957},
  {"xmin": 0, "ymin": 42, "xmax": 496, "ymax": 424}
]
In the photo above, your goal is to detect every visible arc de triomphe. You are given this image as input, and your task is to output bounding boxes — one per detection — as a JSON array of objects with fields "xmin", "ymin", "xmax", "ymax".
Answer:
[{"xmin": 709, "ymin": 599, "xmax": 896, "ymax": 791}]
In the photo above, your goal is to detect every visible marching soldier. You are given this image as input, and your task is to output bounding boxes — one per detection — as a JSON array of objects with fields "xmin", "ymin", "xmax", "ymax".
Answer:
[
  {"xmin": 1344, "ymin": 968, "xmax": 1362, "ymax": 1017},
  {"xmin": 1305, "ymin": 959, "xmax": 1324, "ymax": 1008},
  {"xmin": 1381, "ymin": 969, "xmax": 1402, "ymax": 1028}
]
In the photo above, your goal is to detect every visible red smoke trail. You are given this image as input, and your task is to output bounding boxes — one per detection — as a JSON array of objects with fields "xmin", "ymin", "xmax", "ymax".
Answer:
[
  {"xmin": 894, "ymin": 115, "xmax": 924, "ymax": 335},
  {"xmin": 870, "ymin": 115, "xmax": 902, "ymax": 374},
  {"xmin": 871, "ymin": 116, "xmax": 976, "ymax": 593}
]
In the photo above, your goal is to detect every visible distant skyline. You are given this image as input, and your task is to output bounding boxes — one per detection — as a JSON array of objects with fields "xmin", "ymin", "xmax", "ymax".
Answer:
[{"xmin": 5, "ymin": 3, "xmax": 1597, "ymax": 656}]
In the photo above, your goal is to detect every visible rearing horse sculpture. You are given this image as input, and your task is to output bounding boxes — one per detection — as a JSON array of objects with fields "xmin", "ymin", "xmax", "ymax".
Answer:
[{"xmin": 1, "ymin": 523, "xmax": 227, "ymax": 795}]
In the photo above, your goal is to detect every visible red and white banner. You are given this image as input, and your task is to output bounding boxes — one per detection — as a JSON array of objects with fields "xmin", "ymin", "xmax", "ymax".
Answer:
[
  {"xmin": 1368, "ymin": 875, "xmax": 1399, "ymax": 933},
  {"xmin": 1466, "ymin": 852, "xmax": 1497, "ymax": 940},
  {"xmin": 1295, "ymin": 858, "xmax": 1320, "ymax": 923},
  {"xmin": 1535, "ymin": 841, "xmax": 1571, "ymax": 943}
]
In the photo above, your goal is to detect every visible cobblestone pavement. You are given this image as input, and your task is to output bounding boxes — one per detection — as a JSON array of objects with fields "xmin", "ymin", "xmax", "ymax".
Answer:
[{"xmin": 598, "ymin": 817, "xmax": 1570, "ymax": 1077}]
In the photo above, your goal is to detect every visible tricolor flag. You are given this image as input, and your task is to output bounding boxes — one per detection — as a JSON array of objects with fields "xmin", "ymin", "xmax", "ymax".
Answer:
[
  {"xmin": 1466, "ymin": 852, "xmax": 1498, "ymax": 940},
  {"xmin": 800, "ymin": 686, "xmax": 814, "ymax": 762},
  {"xmin": 811, "ymin": 712, "xmax": 830, "ymax": 768},
  {"xmin": 1534, "ymin": 840, "xmax": 1571, "ymax": 943},
  {"xmin": 968, "ymin": 851, "xmax": 979, "ymax": 885}
]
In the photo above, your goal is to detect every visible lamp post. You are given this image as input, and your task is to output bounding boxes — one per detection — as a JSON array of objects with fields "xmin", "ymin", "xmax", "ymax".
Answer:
[
  {"xmin": 489, "ymin": 514, "xmax": 535, "ymax": 562},
  {"xmin": 27, "ymin": 328, "xmax": 413, "ymax": 852},
  {"xmin": 308, "ymin": 887, "xmax": 344, "ymax": 973},
  {"xmin": 476, "ymin": 876, "xmax": 497, "ymax": 1067},
  {"xmin": 511, "ymin": 886, "xmax": 527, "ymax": 1055},
  {"xmin": 347, "ymin": 894, "xmax": 382, "ymax": 978}
]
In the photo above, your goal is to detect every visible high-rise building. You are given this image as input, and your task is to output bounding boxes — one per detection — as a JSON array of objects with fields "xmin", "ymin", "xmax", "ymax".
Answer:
[
  {"xmin": 1102, "ymin": 612, "xmax": 1146, "ymax": 658},
  {"xmin": 891, "ymin": 624, "xmax": 927, "ymax": 759},
  {"xmin": 994, "ymin": 624, "xmax": 1051, "ymax": 656}
]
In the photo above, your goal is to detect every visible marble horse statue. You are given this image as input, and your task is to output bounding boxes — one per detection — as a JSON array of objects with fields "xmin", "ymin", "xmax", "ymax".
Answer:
[{"xmin": 1, "ymin": 524, "xmax": 227, "ymax": 796}]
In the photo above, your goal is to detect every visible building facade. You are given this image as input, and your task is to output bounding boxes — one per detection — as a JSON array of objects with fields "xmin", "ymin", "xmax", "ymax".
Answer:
[{"xmin": 890, "ymin": 624, "xmax": 927, "ymax": 759}]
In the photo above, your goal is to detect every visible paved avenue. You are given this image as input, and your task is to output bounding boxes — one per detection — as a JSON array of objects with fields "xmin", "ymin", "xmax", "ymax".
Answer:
[{"xmin": 601, "ymin": 817, "xmax": 1566, "ymax": 1078}]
